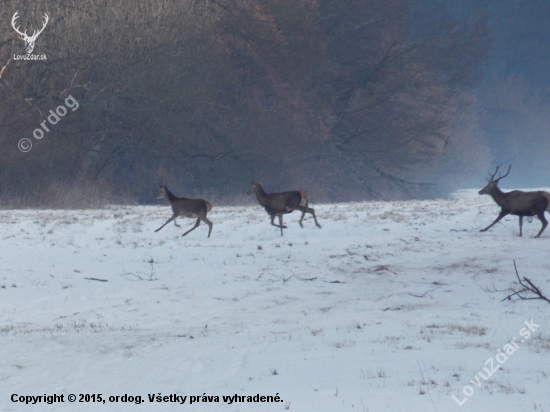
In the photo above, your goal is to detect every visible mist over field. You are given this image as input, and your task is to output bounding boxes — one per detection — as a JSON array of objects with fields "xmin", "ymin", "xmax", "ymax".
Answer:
[{"xmin": 1, "ymin": 0, "xmax": 549, "ymax": 205}]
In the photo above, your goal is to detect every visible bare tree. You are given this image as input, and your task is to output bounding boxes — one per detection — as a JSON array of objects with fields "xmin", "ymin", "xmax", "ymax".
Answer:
[{"xmin": 0, "ymin": 0, "xmax": 491, "ymax": 207}]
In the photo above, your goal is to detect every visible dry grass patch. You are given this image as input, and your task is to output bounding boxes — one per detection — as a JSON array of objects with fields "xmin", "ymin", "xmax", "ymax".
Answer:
[
  {"xmin": 454, "ymin": 340, "xmax": 491, "ymax": 349},
  {"xmin": 524, "ymin": 334, "xmax": 550, "ymax": 353},
  {"xmin": 448, "ymin": 323, "xmax": 487, "ymax": 336},
  {"xmin": 371, "ymin": 335, "xmax": 403, "ymax": 346},
  {"xmin": 360, "ymin": 367, "xmax": 389, "ymax": 379},
  {"xmin": 328, "ymin": 338, "xmax": 356, "ymax": 349},
  {"xmin": 424, "ymin": 322, "xmax": 487, "ymax": 336}
]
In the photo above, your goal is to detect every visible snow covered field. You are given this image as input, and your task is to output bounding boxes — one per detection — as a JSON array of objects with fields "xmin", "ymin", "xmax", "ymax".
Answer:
[{"xmin": 1, "ymin": 189, "xmax": 549, "ymax": 412}]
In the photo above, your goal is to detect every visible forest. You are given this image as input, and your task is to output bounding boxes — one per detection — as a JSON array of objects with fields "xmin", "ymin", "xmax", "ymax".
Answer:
[{"xmin": 1, "ymin": 0, "xmax": 549, "ymax": 207}]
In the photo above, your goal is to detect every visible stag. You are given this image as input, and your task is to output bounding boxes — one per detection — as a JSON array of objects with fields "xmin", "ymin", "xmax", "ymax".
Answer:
[
  {"xmin": 247, "ymin": 180, "xmax": 321, "ymax": 236},
  {"xmin": 155, "ymin": 185, "xmax": 213, "ymax": 238},
  {"xmin": 11, "ymin": 11, "xmax": 49, "ymax": 54},
  {"xmin": 478, "ymin": 165, "xmax": 550, "ymax": 238}
]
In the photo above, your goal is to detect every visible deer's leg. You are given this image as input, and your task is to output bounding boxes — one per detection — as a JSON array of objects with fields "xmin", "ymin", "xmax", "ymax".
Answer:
[
  {"xmin": 298, "ymin": 206, "xmax": 322, "ymax": 229},
  {"xmin": 155, "ymin": 214, "xmax": 178, "ymax": 232},
  {"xmin": 518, "ymin": 216, "xmax": 523, "ymax": 237},
  {"xmin": 278, "ymin": 215, "xmax": 284, "ymax": 236},
  {"xmin": 182, "ymin": 218, "xmax": 201, "ymax": 237},
  {"xmin": 534, "ymin": 212, "xmax": 548, "ymax": 238},
  {"xmin": 173, "ymin": 219, "xmax": 181, "ymax": 228},
  {"xmin": 201, "ymin": 216, "xmax": 213, "ymax": 238},
  {"xmin": 480, "ymin": 211, "xmax": 509, "ymax": 232},
  {"xmin": 270, "ymin": 215, "xmax": 287, "ymax": 229},
  {"xmin": 298, "ymin": 209, "xmax": 306, "ymax": 228},
  {"xmin": 307, "ymin": 207, "xmax": 322, "ymax": 228}
]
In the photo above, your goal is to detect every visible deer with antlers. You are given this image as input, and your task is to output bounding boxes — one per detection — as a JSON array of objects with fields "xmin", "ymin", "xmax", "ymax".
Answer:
[
  {"xmin": 11, "ymin": 11, "xmax": 49, "ymax": 54},
  {"xmin": 478, "ymin": 165, "xmax": 550, "ymax": 238},
  {"xmin": 155, "ymin": 185, "xmax": 213, "ymax": 238},
  {"xmin": 247, "ymin": 180, "xmax": 321, "ymax": 236}
]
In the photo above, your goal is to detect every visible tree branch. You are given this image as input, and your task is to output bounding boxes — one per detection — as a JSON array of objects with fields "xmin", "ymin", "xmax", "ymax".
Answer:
[{"xmin": 502, "ymin": 260, "xmax": 550, "ymax": 305}]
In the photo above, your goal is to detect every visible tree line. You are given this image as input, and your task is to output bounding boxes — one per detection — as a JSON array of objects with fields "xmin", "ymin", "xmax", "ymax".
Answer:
[{"xmin": 0, "ymin": 0, "xmax": 491, "ymax": 207}]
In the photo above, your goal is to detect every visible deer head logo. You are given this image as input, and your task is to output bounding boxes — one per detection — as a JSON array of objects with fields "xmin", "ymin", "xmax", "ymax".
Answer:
[{"xmin": 11, "ymin": 11, "xmax": 49, "ymax": 54}]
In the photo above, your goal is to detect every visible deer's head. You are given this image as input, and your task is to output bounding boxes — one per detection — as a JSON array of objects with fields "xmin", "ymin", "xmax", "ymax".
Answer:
[
  {"xmin": 479, "ymin": 165, "xmax": 511, "ymax": 195},
  {"xmin": 11, "ymin": 11, "xmax": 49, "ymax": 54},
  {"xmin": 155, "ymin": 185, "xmax": 168, "ymax": 199},
  {"xmin": 246, "ymin": 180, "xmax": 262, "ymax": 196}
]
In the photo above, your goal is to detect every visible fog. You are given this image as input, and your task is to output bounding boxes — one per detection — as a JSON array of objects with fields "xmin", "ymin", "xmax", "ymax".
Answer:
[
  {"xmin": 468, "ymin": 0, "xmax": 550, "ymax": 188},
  {"xmin": 1, "ymin": 0, "xmax": 549, "ymax": 207}
]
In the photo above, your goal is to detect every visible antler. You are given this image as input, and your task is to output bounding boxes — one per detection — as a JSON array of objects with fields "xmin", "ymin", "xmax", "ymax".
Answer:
[
  {"xmin": 489, "ymin": 164, "xmax": 512, "ymax": 182},
  {"xmin": 11, "ymin": 11, "xmax": 27, "ymax": 38},
  {"xmin": 28, "ymin": 13, "xmax": 49, "ymax": 41},
  {"xmin": 11, "ymin": 11, "xmax": 48, "ymax": 41}
]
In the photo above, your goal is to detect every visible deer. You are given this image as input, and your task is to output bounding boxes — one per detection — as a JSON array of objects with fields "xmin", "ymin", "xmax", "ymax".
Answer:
[
  {"xmin": 478, "ymin": 165, "xmax": 550, "ymax": 238},
  {"xmin": 11, "ymin": 11, "xmax": 49, "ymax": 54},
  {"xmin": 155, "ymin": 185, "xmax": 213, "ymax": 238},
  {"xmin": 246, "ymin": 180, "xmax": 321, "ymax": 236}
]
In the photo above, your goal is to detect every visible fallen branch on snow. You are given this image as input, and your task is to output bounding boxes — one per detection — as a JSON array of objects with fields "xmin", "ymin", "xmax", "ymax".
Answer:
[
  {"xmin": 119, "ymin": 262, "xmax": 157, "ymax": 281},
  {"xmin": 408, "ymin": 284, "xmax": 442, "ymax": 298},
  {"xmin": 501, "ymin": 260, "xmax": 550, "ymax": 305}
]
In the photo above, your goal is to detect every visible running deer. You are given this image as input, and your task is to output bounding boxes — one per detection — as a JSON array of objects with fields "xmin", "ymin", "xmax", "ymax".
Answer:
[
  {"xmin": 246, "ymin": 180, "xmax": 321, "ymax": 236},
  {"xmin": 478, "ymin": 165, "xmax": 550, "ymax": 238},
  {"xmin": 155, "ymin": 185, "xmax": 213, "ymax": 238}
]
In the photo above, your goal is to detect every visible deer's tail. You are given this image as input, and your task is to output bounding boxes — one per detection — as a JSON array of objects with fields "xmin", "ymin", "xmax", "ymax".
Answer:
[
  {"xmin": 544, "ymin": 192, "xmax": 550, "ymax": 212},
  {"xmin": 298, "ymin": 191, "xmax": 308, "ymax": 207},
  {"xmin": 204, "ymin": 200, "xmax": 213, "ymax": 212}
]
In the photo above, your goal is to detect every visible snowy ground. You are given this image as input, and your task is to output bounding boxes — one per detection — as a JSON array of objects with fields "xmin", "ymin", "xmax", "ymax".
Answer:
[{"xmin": 1, "ymin": 189, "xmax": 549, "ymax": 412}]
